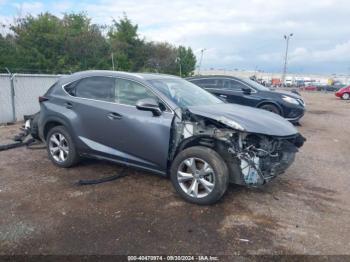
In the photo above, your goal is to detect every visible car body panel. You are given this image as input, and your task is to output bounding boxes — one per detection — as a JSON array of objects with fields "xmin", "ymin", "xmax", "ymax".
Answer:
[{"xmin": 187, "ymin": 103, "xmax": 298, "ymax": 137}]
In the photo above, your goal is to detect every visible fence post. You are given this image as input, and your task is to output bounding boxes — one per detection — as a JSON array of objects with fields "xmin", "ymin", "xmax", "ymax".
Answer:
[{"xmin": 10, "ymin": 74, "xmax": 16, "ymax": 122}]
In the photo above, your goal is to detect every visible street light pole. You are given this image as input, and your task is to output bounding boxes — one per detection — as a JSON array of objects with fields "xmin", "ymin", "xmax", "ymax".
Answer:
[
  {"xmin": 282, "ymin": 33, "xmax": 293, "ymax": 86},
  {"xmin": 198, "ymin": 48, "xmax": 206, "ymax": 75},
  {"xmin": 111, "ymin": 52, "xmax": 115, "ymax": 71},
  {"xmin": 175, "ymin": 57, "xmax": 182, "ymax": 77}
]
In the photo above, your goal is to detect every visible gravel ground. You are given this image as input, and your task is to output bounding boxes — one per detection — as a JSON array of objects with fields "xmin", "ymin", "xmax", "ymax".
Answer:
[{"xmin": 0, "ymin": 91, "xmax": 349, "ymax": 256}]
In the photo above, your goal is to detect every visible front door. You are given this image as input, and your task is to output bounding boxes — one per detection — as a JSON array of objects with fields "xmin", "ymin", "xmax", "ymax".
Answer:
[{"xmin": 108, "ymin": 78, "xmax": 173, "ymax": 172}]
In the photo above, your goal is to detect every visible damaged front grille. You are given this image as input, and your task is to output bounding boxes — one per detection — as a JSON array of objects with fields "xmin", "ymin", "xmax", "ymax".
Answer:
[{"xmin": 228, "ymin": 134, "xmax": 302, "ymax": 186}]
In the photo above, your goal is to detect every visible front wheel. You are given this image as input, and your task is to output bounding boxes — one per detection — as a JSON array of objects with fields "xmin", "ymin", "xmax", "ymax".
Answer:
[
  {"xmin": 170, "ymin": 146, "xmax": 229, "ymax": 205},
  {"xmin": 259, "ymin": 104, "xmax": 281, "ymax": 115},
  {"xmin": 341, "ymin": 93, "xmax": 350, "ymax": 100}
]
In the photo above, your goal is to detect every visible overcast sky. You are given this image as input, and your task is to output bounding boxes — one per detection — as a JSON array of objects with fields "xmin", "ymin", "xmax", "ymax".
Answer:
[{"xmin": 1, "ymin": 0, "xmax": 349, "ymax": 74}]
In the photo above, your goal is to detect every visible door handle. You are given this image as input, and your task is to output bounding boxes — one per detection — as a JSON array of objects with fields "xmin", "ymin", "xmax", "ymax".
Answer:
[
  {"xmin": 107, "ymin": 112, "xmax": 122, "ymax": 120},
  {"xmin": 64, "ymin": 102, "xmax": 73, "ymax": 109},
  {"xmin": 219, "ymin": 94, "xmax": 227, "ymax": 98}
]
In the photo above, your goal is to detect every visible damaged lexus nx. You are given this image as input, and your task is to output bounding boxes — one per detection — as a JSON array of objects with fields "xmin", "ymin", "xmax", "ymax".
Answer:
[{"xmin": 38, "ymin": 71, "xmax": 305, "ymax": 205}]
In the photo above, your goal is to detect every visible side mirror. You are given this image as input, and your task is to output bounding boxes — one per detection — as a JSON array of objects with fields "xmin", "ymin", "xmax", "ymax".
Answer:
[
  {"xmin": 136, "ymin": 98, "xmax": 162, "ymax": 116},
  {"xmin": 242, "ymin": 87, "xmax": 251, "ymax": 94}
]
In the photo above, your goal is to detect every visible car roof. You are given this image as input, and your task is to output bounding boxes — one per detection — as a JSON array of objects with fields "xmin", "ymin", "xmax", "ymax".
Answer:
[
  {"xmin": 58, "ymin": 70, "xmax": 181, "ymax": 85},
  {"xmin": 186, "ymin": 75, "xmax": 244, "ymax": 81}
]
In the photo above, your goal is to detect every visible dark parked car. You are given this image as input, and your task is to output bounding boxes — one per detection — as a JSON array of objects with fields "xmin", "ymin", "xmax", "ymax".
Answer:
[
  {"xmin": 37, "ymin": 71, "xmax": 304, "ymax": 205},
  {"xmin": 317, "ymin": 85, "xmax": 344, "ymax": 92},
  {"xmin": 187, "ymin": 75, "xmax": 305, "ymax": 123}
]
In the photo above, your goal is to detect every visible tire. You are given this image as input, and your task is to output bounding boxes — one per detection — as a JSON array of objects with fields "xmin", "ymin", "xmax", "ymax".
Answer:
[
  {"xmin": 341, "ymin": 93, "xmax": 350, "ymax": 100},
  {"xmin": 259, "ymin": 103, "xmax": 281, "ymax": 115},
  {"xmin": 46, "ymin": 126, "xmax": 79, "ymax": 168},
  {"xmin": 170, "ymin": 146, "xmax": 229, "ymax": 205}
]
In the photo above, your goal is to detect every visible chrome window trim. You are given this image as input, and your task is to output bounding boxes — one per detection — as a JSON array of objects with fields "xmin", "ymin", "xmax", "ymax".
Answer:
[
  {"xmin": 61, "ymin": 75, "xmax": 174, "ymax": 115},
  {"xmin": 193, "ymin": 77, "xmax": 258, "ymax": 94}
]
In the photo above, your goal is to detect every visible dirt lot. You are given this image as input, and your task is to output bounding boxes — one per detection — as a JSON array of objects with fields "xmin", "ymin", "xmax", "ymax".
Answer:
[{"xmin": 0, "ymin": 92, "xmax": 350, "ymax": 256}]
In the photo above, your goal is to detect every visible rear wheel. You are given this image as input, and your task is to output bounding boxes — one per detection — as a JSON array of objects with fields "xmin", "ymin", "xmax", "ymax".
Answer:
[
  {"xmin": 46, "ymin": 126, "xmax": 79, "ymax": 168},
  {"xmin": 341, "ymin": 93, "xmax": 350, "ymax": 100},
  {"xmin": 170, "ymin": 146, "xmax": 229, "ymax": 205},
  {"xmin": 259, "ymin": 103, "xmax": 281, "ymax": 115}
]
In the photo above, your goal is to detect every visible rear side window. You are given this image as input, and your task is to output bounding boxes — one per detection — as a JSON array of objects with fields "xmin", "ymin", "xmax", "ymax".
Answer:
[
  {"xmin": 67, "ymin": 76, "xmax": 116, "ymax": 102},
  {"xmin": 216, "ymin": 79, "xmax": 246, "ymax": 91},
  {"xmin": 229, "ymin": 80, "xmax": 246, "ymax": 90},
  {"xmin": 116, "ymin": 78, "xmax": 157, "ymax": 106},
  {"xmin": 191, "ymin": 79, "xmax": 217, "ymax": 88}
]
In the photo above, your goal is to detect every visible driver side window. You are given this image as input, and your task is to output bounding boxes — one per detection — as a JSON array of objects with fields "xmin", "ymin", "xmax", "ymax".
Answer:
[
  {"xmin": 116, "ymin": 78, "xmax": 158, "ymax": 106},
  {"xmin": 230, "ymin": 80, "xmax": 247, "ymax": 91}
]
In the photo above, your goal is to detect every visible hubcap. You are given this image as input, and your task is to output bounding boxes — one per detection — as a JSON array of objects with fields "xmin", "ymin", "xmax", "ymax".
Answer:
[
  {"xmin": 49, "ymin": 132, "xmax": 69, "ymax": 163},
  {"xmin": 177, "ymin": 158, "xmax": 215, "ymax": 198},
  {"xmin": 343, "ymin": 93, "xmax": 349, "ymax": 100}
]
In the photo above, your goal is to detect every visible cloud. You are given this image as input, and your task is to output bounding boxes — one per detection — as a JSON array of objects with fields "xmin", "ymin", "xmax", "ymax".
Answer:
[
  {"xmin": 51, "ymin": 1, "xmax": 73, "ymax": 14},
  {"xmin": 12, "ymin": 1, "xmax": 44, "ymax": 16},
  {"xmin": 1, "ymin": 0, "xmax": 350, "ymax": 73},
  {"xmin": 77, "ymin": 0, "xmax": 350, "ymax": 72},
  {"xmin": 290, "ymin": 41, "xmax": 350, "ymax": 63}
]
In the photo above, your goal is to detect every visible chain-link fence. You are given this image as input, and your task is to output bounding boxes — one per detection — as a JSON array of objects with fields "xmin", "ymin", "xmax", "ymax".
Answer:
[{"xmin": 0, "ymin": 74, "xmax": 62, "ymax": 124}]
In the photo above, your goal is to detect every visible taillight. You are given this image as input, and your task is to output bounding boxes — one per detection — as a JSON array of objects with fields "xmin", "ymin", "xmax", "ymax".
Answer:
[{"xmin": 39, "ymin": 96, "xmax": 49, "ymax": 103}]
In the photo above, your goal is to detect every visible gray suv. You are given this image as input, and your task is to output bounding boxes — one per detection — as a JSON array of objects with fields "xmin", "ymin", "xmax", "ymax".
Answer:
[{"xmin": 38, "ymin": 70, "xmax": 305, "ymax": 205}]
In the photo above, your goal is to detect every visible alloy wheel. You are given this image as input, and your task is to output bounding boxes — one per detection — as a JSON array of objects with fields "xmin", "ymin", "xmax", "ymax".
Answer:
[
  {"xmin": 177, "ymin": 157, "xmax": 215, "ymax": 198},
  {"xmin": 49, "ymin": 132, "xmax": 69, "ymax": 163},
  {"xmin": 342, "ymin": 93, "xmax": 350, "ymax": 100}
]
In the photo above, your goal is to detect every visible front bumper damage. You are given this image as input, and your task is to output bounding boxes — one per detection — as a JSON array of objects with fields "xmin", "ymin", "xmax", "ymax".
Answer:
[
  {"xmin": 230, "ymin": 133, "xmax": 304, "ymax": 186},
  {"xmin": 170, "ymin": 110, "xmax": 305, "ymax": 187}
]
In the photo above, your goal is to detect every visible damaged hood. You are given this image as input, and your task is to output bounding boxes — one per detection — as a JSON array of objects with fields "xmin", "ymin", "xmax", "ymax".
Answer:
[{"xmin": 187, "ymin": 103, "xmax": 298, "ymax": 137}]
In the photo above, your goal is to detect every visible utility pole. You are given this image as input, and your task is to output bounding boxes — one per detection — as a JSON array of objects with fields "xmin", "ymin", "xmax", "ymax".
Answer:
[
  {"xmin": 198, "ymin": 48, "xmax": 206, "ymax": 75},
  {"xmin": 111, "ymin": 52, "xmax": 115, "ymax": 70},
  {"xmin": 282, "ymin": 33, "xmax": 293, "ymax": 87}
]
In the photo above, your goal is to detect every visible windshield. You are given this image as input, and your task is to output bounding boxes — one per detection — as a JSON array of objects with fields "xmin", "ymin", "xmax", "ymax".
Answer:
[
  {"xmin": 241, "ymin": 78, "xmax": 270, "ymax": 91},
  {"xmin": 148, "ymin": 78, "xmax": 223, "ymax": 108}
]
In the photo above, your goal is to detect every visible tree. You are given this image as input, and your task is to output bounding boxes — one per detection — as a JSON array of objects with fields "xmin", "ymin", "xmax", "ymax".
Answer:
[
  {"xmin": 177, "ymin": 46, "xmax": 196, "ymax": 77},
  {"xmin": 0, "ymin": 35, "xmax": 17, "ymax": 71},
  {"xmin": 108, "ymin": 15, "xmax": 146, "ymax": 71},
  {"xmin": 1, "ymin": 12, "xmax": 197, "ymax": 76},
  {"xmin": 144, "ymin": 42, "xmax": 178, "ymax": 74},
  {"xmin": 10, "ymin": 13, "xmax": 65, "ymax": 73},
  {"xmin": 62, "ymin": 13, "xmax": 110, "ymax": 71}
]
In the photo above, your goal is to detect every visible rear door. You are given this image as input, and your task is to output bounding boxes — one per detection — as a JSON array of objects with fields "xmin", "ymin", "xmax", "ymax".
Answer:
[{"xmin": 63, "ymin": 76, "xmax": 124, "ymax": 153}]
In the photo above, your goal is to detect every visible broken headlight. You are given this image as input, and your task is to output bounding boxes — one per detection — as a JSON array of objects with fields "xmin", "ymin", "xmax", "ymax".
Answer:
[{"xmin": 217, "ymin": 116, "xmax": 245, "ymax": 131}]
